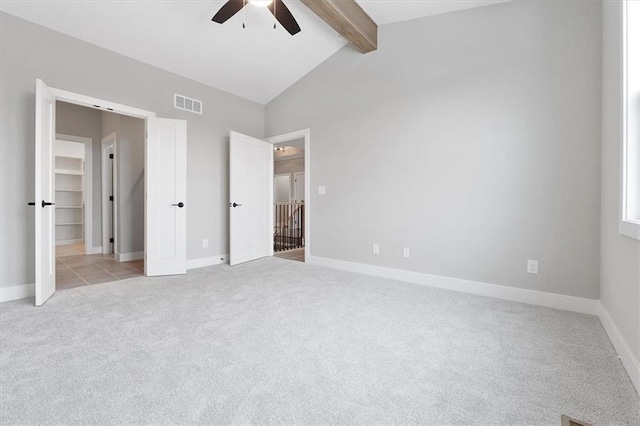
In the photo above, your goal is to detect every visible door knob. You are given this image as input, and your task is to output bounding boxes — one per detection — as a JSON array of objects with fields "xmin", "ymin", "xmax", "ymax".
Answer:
[
  {"xmin": 171, "ymin": 202, "xmax": 185, "ymax": 208},
  {"xmin": 230, "ymin": 202, "xmax": 243, "ymax": 208},
  {"xmin": 28, "ymin": 202, "xmax": 36, "ymax": 206},
  {"xmin": 41, "ymin": 201, "xmax": 54, "ymax": 208}
]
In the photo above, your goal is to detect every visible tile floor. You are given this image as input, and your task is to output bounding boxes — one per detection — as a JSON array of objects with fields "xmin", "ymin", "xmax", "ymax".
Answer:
[{"xmin": 56, "ymin": 251, "xmax": 144, "ymax": 290}]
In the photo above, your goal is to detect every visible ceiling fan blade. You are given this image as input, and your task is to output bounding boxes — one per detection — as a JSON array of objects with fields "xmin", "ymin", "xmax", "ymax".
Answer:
[
  {"xmin": 212, "ymin": 0, "xmax": 247, "ymax": 24},
  {"xmin": 268, "ymin": 0, "xmax": 301, "ymax": 35}
]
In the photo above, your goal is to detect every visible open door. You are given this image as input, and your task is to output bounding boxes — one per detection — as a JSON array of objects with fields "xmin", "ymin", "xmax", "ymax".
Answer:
[
  {"xmin": 229, "ymin": 131, "xmax": 273, "ymax": 265},
  {"xmin": 33, "ymin": 79, "xmax": 56, "ymax": 306},
  {"xmin": 146, "ymin": 118, "xmax": 187, "ymax": 276}
]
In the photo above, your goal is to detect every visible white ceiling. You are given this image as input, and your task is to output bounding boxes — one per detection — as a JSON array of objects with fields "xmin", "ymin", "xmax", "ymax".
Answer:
[
  {"xmin": 0, "ymin": 0, "xmax": 509, "ymax": 105},
  {"xmin": 355, "ymin": 0, "xmax": 510, "ymax": 25}
]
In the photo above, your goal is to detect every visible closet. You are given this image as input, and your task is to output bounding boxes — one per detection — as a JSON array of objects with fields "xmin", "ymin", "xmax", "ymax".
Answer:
[{"xmin": 54, "ymin": 140, "xmax": 85, "ymax": 245}]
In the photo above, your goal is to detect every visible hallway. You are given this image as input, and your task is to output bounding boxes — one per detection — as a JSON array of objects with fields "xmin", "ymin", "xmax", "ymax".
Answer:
[{"xmin": 274, "ymin": 247, "xmax": 304, "ymax": 263}]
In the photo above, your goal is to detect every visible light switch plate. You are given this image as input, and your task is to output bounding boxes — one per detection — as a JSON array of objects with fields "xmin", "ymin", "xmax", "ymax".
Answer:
[{"xmin": 318, "ymin": 186, "xmax": 326, "ymax": 195}]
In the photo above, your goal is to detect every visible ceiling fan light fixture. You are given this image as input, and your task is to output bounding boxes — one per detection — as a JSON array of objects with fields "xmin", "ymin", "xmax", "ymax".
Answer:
[
  {"xmin": 212, "ymin": 0, "xmax": 301, "ymax": 36},
  {"xmin": 249, "ymin": 0, "xmax": 273, "ymax": 7}
]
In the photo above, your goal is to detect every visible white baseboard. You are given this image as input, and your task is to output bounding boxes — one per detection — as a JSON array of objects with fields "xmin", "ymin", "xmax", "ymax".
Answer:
[
  {"xmin": 0, "ymin": 284, "xmax": 34, "ymax": 303},
  {"xmin": 86, "ymin": 246, "xmax": 103, "ymax": 255},
  {"xmin": 307, "ymin": 255, "xmax": 598, "ymax": 315},
  {"xmin": 597, "ymin": 301, "xmax": 640, "ymax": 393},
  {"xmin": 56, "ymin": 239, "xmax": 82, "ymax": 246},
  {"xmin": 0, "ymin": 254, "xmax": 226, "ymax": 302},
  {"xmin": 187, "ymin": 255, "xmax": 228, "ymax": 270},
  {"xmin": 115, "ymin": 251, "xmax": 144, "ymax": 262}
]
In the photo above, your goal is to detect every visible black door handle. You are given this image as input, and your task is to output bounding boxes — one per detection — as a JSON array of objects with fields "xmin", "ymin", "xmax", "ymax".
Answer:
[
  {"xmin": 171, "ymin": 202, "xmax": 185, "ymax": 208},
  {"xmin": 230, "ymin": 202, "xmax": 243, "ymax": 208},
  {"xmin": 28, "ymin": 201, "xmax": 54, "ymax": 207}
]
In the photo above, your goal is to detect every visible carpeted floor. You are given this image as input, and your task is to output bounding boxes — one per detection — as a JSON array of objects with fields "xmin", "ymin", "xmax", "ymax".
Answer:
[{"xmin": 1, "ymin": 257, "xmax": 639, "ymax": 425}]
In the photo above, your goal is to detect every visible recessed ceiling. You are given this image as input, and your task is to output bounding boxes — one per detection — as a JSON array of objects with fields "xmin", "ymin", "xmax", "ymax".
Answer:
[{"xmin": 0, "ymin": 0, "xmax": 510, "ymax": 105}]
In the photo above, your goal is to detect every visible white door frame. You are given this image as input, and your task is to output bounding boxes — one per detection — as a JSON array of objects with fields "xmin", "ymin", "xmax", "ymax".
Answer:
[
  {"xmin": 101, "ymin": 133, "xmax": 117, "ymax": 255},
  {"xmin": 266, "ymin": 129, "xmax": 310, "ymax": 259},
  {"xmin": 47, "ymin": 85, "xmax": 156, "ymax": 272},
  {"xmin": 52, "ymin": 87, "xmax": 156, "ymax": 120},
  {"xmin": 55, "ymin": 133, "xmax": 94, "ymax": 254}
]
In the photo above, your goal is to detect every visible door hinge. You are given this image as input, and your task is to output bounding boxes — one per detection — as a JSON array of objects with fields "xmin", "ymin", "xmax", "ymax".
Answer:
[
  {"xmin": 109, "ymin": 153, "xmax": 114, "ymax": 159},
  {"xmin": 109, "ymin": 195, "xmax": 114, "ymax": 201},
  {"xmin": 110, "ymin": 237, "xmax": 114, "ymax": 243}
]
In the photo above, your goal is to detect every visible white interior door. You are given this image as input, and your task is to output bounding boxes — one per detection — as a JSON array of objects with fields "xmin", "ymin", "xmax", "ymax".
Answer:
[
  {"xmin": 230, "ymin": 131, "xmax": 273, "ymax": 266},
  {"xmin": 108, "ymin": 146, "xmax": 114, "ymax": 255},
  {"xmin": 294, "ymin": 172, "xmax": 305, "ymax": 202},
  {"xmin": 101, "ymin": 140, "xmax": 115, "ymax": 255},
  {"xmin": 34, "ymin": 79, "xmax": 56, "ymax": 306},
  {"xmin": 146, "ymin": 118, "xmax": 187, "ymax": 276}
]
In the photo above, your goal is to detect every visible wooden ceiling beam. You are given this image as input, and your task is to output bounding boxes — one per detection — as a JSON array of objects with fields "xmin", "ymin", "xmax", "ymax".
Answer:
[{"xmin": 300, "ymin": 0, "xmax": 377, "ymax": 54}]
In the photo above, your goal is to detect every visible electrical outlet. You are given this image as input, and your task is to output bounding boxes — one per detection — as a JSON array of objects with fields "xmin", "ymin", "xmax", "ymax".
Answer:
[
  {"xmin": 202, "ymin": 239, "xmax": 208, "ymax": 249},
  {"xmin": 318, "ymin": 186, "xmax": 326, "ymax": 195},
  {"xmin": 403, "ymin": 248, "xmax": 410, "ymax": 258},
  {"xmin": 373, "ymin": 244, "xmax": 380, "ymax": 255},
  {"xmin": 527, "ymin": 259, "xmax": 539, "ymax": 274}
]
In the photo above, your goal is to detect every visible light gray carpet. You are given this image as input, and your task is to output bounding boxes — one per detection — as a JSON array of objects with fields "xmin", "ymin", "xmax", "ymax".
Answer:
[{"xmin": 1, "ymin": 257, "xmax": 639, "ymax": 425}]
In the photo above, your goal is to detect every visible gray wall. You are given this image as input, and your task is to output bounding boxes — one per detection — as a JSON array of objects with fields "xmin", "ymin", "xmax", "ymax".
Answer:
[
  {"xmin": 274, "ymin": 158, "xmax": 304, "ymax": 175},
  {"xmin": 275, "ymin": 158, "xmax": 305, "ymax": 202},
  {"xmin": 0, "ymin": 12, "xmax": 264, "ymax": 289},
  {"xmin": 102, "ymin": 111, "xmax": 145, "ymax": 255},
  {"xmin": 55, "ymin": 101, "xmax": 103, "ymax": 246},
  {"xmin": 600, "ymin": 1, "xmax": 640, "ymax": 358},
  {"xmin": 266, "ymin": 1, "xmax": 602, "ymax": 299}
]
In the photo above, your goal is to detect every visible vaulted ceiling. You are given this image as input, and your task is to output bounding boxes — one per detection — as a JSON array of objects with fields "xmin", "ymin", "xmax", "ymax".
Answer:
[{"xmin": 0, "ymin": 0, "xmax": 509, "ymax": 104}]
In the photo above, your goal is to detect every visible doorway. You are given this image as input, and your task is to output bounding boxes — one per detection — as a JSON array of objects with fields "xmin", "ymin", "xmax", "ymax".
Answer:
[
  {"xmin": 54, "ymin": 103, "xmax": 145, "ymax": 289},
  {"xmin": 52, "ymin": 134, "xmax": 93, "ymax": 257},
  {"xmin": 227, "ymin": 129, "xmax": 310, "ymax": 266},
  {"xmin": 272, "ymin": 139, "xmax": 305, "ymax": 262},
  {"xmin": 267, "ymin": 129, "xmax": 310, "ymax": 263},
  {"xmin": 33, "ymin": 79, "xmax": 188, "ymax": 306}
]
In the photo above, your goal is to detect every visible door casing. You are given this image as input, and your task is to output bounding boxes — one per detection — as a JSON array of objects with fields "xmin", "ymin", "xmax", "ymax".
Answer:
[
  {"xmin": 47, "ymin": 86, "xmax": 155, "ymax": 275},
  {"xmin": 266, "ymin": 129, "xmax": 311, "ymax": 260}
]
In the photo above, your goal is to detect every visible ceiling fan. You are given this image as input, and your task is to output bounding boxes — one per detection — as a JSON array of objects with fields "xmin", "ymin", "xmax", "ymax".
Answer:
[{"xmin": 212, "ymin": 0, "xmax": 302, "ymax": 35}]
